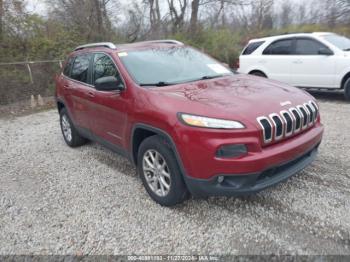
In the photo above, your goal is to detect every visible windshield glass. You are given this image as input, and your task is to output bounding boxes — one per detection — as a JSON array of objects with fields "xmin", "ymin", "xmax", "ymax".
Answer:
[
  {"xmin": 118, "ymin": 47, "xmax": 233, "ymax": 86},
  {"xmin": 322, "ymin": 34, "xmax": 350, "ymax": 50}
]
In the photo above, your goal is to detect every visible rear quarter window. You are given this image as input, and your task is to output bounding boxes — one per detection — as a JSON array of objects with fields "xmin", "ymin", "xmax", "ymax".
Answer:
[
  {"xmin": 242, "ymin": 41, "xmax": 265, "ymax": 55},
  {"xmin": 63, "ymin": 57, "xmax": 74, "ymax": 77},
  {"xmin": 70, "ymin": 53, "xmax": 92, "ymax": 84}
]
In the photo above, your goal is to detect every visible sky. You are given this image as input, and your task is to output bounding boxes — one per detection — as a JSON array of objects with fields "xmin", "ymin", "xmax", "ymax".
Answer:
[{"xmin": 26, "ymin": 0, "xmax": 47, "ymax": 14}]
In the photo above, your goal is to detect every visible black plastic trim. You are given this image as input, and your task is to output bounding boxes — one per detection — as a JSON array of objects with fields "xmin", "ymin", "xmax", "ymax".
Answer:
[
  {"xmin": 184, "ymin": 145, "xmax": 319, "ymax": 197},
  {"xmin": 130, "ymin": 123, "xmax": 189, "ymax": 179},
  {"xmin": 75, "ymin": 125, "xmax": 131, "ymax": 160}
]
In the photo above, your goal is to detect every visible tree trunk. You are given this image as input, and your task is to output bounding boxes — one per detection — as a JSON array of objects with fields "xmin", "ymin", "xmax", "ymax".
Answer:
[
  {"xmin": 93, "ymin": 0, "xmax": 103, "ymax": 40},
  {"xmin": 168, "ymin": 0, "xmax": 187, "ymax": 34},
  {"xmin": 0, "ymin": 0, "xmax": 3, "ymax": 42},
  {"xmin": 189, "ymin": 0, "xmax": 200, "ymax": 34}
]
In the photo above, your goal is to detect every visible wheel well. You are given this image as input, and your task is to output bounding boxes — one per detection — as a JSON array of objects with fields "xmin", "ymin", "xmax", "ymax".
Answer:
[
  {"xmin": 57, "ymin": 101, "xmax": 65, "ymax": 112},
  {"xmin": 249, "ymin": 70, "xmax": 267, "ymax": 77},
  {"xmin": 341, "ymin": 72, "xmax": 350, "ymax": 89},
  {"xmin": 132, "ymin": 128, "xmax": 157, "ymax": 165}
]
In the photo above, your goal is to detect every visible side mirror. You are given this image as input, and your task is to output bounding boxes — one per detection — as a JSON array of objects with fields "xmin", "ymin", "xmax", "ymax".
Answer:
[
  {"xmin": 318, "ymin": 47, "xmax": 333, "ymax": 56},
  {"xmin": 95, "ymin": 76, "xmax": 124, "ymax": 91}
]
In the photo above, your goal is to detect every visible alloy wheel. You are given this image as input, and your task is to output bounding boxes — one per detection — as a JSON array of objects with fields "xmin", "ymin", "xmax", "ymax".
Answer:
[
  {"xmin": 142, "ymin": 149, "xmax": 171, "ymax": 197},
  {"xmin": 61, "ymin": 115, "xmax": 72, "ymax": 142}
]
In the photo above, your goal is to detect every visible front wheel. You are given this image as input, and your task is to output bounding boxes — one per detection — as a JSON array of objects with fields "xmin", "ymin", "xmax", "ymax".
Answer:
[
  {"xmin": 137, "ymin": 135, "xmax": 189, "ymax": 206},
  {"xmin": 344, "ymin": 78, "xmax": 350, "ymax": 101}
]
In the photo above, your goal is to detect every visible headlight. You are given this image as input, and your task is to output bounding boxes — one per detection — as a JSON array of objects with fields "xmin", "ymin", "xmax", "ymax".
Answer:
[{"xmin": 179, "ymin": 113, "xmax": 245, "ymax": 129}]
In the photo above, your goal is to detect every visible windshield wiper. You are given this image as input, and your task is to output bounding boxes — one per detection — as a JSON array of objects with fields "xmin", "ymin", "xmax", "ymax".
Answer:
[
  {"xmin": 200, "ymin": 74, "xmax": 224, "ymax": 80},
  {"xmin": 184, "ymin": 74, "xmax": 225, "ymax": 83},
  {"xmin": 139, "ymin": 81, "xmax": 174, "ymax": 87},
  {"xmin": 139, "ymin": 75, "xmax": 226, "ymax": 87}
]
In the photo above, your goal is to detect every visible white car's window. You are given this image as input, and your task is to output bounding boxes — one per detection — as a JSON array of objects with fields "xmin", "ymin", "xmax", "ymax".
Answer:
[
  {"xmin": 322, "ymin": 34, "xmax": 350, "ymax": 51},
  {"xmin": 263, "ymin": 39, "xmax": 293, "ymax": 55},
  {"xmin": 295, "ymin": 39, "xmax": 327, "ymax": 55},
  {"xmin": 242, "ymin": 41, "xmax": 265, "ymax": 55}
]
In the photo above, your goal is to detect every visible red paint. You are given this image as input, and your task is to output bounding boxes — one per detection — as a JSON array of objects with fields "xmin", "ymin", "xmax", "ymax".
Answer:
[{"xmin": 55, "ymin": 43, "xmax": 323, "ymax": 180}]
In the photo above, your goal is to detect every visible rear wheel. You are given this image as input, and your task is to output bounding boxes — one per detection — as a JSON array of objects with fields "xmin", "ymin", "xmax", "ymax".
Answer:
[
  {"xmin": 250, "ymin": 71, "xmax": 267, "ymax": 78},
  {"xmin": 137, "ymin": 135, "xmax": 189, "ymax": 206},
  {"xmin": 344, "ymin": 78, "xmax": 350, "ymax": 101},
  {"xmin": 59, "ymin": 108, "xmax": 87, "ymax": 147}
]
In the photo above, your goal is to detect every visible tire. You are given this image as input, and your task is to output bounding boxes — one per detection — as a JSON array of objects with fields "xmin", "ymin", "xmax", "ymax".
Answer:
[
  {"xmin": 250, "ymin": 71, "xmax": 267, "ymax": 78},
  {"xmin": 344, "ymin": 78, "xmax": 350, "ymax": 101},
  {"xmin": 137, "ymin": 135, "xmax": 189, "ymax": 206},
  {"xmin": 59, "ymin": 108, "xmax": 87, "ymax": 147}
]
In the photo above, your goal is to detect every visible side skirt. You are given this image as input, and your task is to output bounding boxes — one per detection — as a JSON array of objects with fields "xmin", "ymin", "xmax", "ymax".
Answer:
[{"xmin": 76, "ymin": 126, "xmax": 133, "ymax": 163}]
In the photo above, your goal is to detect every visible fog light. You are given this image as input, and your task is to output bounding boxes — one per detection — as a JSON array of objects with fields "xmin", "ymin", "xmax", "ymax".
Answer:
[
  {"xmin": 217, "ymin": 176, "xmax": 224, "ymax": 183},
  {"xmin": 216, "ymin": 144, "xmax": 247, "ymax": 158}
]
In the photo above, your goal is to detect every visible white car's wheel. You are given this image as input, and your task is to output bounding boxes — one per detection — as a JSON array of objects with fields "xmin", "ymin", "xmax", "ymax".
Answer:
[{"xmin": 344, "ymin": 78, "xmax": 350, "ymax": 101}]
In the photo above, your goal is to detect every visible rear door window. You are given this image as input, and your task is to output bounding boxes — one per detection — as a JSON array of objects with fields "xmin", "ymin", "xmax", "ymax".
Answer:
[
  {"xmin": 70, "ymin": 53, "xmax": 92, "ymax": 84},
  {"xmin": 242, "ymin": 41, "xmax": 265, "ymax": 55},
  {"xmin": 263, "ymin": 39, "xmax": 294, "ymax": 55}
]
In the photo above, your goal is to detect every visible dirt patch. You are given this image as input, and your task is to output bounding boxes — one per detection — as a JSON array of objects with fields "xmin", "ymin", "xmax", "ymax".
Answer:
[{"xmin": 0, "ymin": 96, "xmax": 56, "ymax": 119}]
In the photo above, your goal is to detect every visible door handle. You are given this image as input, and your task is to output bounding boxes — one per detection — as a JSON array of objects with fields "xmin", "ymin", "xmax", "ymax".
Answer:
[
  {"xmin": 87, "ymin": 91, "xmax": 95, "ymax": 98},
  {"xmin": 63, "ymin": 84, "xmax": 69, "ymax": 89},
  {"xmin": 293, "ymin": 60, "xmax": 303, "ymax": 64}
]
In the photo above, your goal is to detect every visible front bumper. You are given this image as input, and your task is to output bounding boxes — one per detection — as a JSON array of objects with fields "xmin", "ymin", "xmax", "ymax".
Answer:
[{"xmin": 183, "ymin": 144, "xmax": 319, "ymax": 197}]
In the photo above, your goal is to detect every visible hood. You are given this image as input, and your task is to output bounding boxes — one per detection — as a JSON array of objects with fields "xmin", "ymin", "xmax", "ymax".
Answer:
[{"xmin": 149, "ymin": 74, "xmax": 313, "ymax": 121}]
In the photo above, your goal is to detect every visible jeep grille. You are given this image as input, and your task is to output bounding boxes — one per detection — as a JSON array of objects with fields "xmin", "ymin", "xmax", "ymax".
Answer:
[{"xmin": 257, "ymin": 101, "xmax": 319, "ymax": 144}]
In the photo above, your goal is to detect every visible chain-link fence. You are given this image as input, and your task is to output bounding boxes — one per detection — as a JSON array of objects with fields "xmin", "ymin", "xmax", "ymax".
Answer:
[{"xmin": 0, "ymin": 60, "xmax": 63, "ymax": 105}]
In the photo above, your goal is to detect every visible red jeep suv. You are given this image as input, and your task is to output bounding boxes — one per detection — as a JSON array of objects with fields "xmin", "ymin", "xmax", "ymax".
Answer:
[{"xmin": 55, "ymin": 40, "xmax": 324, "ymax": 206}]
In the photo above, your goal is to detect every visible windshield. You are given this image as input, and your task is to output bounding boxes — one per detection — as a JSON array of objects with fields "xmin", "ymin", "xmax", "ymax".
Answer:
[
  {"xmin": 322, "ymin": 34, "xmax": 350, "ymax": 51},
  {"xmin": 118, "ymin": 47, "xmax": 233, "ymax": 86}
]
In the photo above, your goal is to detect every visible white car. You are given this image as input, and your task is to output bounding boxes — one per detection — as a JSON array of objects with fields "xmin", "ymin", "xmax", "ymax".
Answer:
[{"xmin": 237, "ymin": 32, "xmax": 350, "ymax": 100}]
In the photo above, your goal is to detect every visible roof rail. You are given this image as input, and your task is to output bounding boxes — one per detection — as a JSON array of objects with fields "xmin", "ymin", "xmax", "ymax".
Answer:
[
  {"xmin": 74, "ymin": 42, "xmax": 117, "ymax": 51},
  {"xmin": 140, "ymin": 39, "xmax": 184, "ymax": 45}
]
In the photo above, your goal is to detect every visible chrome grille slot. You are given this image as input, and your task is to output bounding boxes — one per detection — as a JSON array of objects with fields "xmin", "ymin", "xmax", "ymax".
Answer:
[
  {"xmin": 297, "ymin": 106, "xmax": 308, "ymax": 129},
  {"xmin": 257, "ymin": 117, "xmax": 272, "ymax": 143},
  {"xmin": 303, "ymin": 103, "xmax": 313, "ymax": 126},
  {"xmin": 281, "ymin": 111, "xmax": 293, "ymax": 136},
  {"xmin": 270, "ymin": 113, "xmax": 284, "ymax": 140},
  {"xmin": 305, "ymin": 103, "xmax": 315, "ymax": 124},
  {"xmin": 289, "ymin": 108, "xmax": 302, "ymax": 133},
  {"xmin": 309, "ymin": 101, "xmax": 319, "ymax": 121}
]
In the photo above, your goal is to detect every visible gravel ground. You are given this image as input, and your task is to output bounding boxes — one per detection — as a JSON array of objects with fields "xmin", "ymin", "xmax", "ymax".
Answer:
[{"xmin": 0, "ymin": 91, "xmax": 349, "ymax": 255}]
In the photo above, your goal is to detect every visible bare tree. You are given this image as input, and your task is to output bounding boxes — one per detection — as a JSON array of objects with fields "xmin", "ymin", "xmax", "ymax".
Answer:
[
  {"xmin": 123, "ymin": 2, "xmax": 145, "ymax": 42},
  {"xmin": 167, "ymin": 0, "xmax": 188, "ymax": 33},
  {"xmin": 250, "ymin": 0, "xmax": 274, "ymax": 30},
  {"xmin": 331, "ymin": 0, "xmax": 350, "ymax": 25},
  {"xmin": 189, "ymin": 0, "xmax": 200, "ymax": 33},
  {"xmin": 0, "ymin": 0, "xmax": 3, "ymax": 42},
  {"xmin": 146, "ymin": 0, "xmax": 163, "ymax": 37},
  {"xmin": 47, "ymin": 0, "xmax": 117, "ymax": 42},
  {"xmin": 192, "ymin": 0, "xmax": 246, "ymax": 30},
  {"xmin": 279, "ymin": 1, "xmax": 293, "ymax": 28}
]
